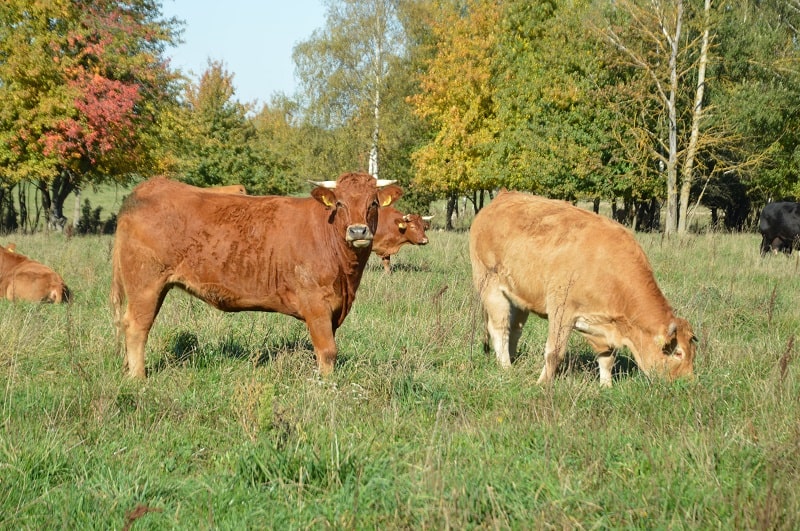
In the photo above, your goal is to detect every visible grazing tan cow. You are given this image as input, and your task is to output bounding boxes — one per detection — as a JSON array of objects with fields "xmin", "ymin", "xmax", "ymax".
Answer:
[
  {"xmin": 0, "ymin": 243, "xmax": 70, "ymax": 303},
  {"xmin": 372, "ymin": 207, "xmax": 432, "ymax": 273},
  {"xmin": 111, "ymin": 173, "xmax": 402, "ymax": 378},
  {"xmin": 469, "ymin": 191, "xmax": 696, "ymax": 386},
  {"xmin": 209, "ymin": 184, "xmax": 247, "ymax": 195}
]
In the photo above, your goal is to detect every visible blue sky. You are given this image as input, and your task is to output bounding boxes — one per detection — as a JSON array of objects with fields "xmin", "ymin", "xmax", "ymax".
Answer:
[{"xmin": 161, "ymin": 0, "xmax": 327, "ymax": 106}]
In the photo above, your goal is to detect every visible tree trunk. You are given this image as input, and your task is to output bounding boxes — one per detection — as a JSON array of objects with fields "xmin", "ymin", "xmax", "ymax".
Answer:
[
  {"xmin": 446, "ymin": 193, "xmax": 457, "ymax": 231},
  {"xmin": 40, "ymin": 170, "xmax": 77, "ymax": 231},
  {"xmin": 678, "ymin": 0, "xmax": 712, "ymax": 234},
  {"xmin": 664, "ymin": 0, "xmax": 684, "ymax": 235}
]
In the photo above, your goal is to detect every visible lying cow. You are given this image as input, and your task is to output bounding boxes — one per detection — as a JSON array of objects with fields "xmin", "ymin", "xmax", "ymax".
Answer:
[
  {"xmin": 758, "ymin": 201, "xmax": 800, "ymax": 256},
  {"xmin": 372, "ymin": 208, "xmax": 432, "ymax": 273},
  {"xmin": 111, "ymin": 173, "xmax": 402, "ymax": 378},
  {"xmin": 0, "ymin": 243, "xmax": 70, "ymax": 303},
  {"xmin": 469, "ymin": 191, "xmax": 696, "ymax": 386}
]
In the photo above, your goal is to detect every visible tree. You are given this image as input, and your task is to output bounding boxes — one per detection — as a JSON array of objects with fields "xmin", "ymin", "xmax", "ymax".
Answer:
[
  {"xmin": 293, "ymin": 0, "xmax": 405, "ymax": 178},
  {"xmin": 408, "ymin": 0, "xmax": 500, "ymax": 208},
  {"xmin": 487, "ymin": 0, "xmax": 619, "ymax": 201},
  {"xmin": 171, "ymin": 60, "xmax": 290, "ymax": 195},
  {"xmin": 709, "ymin": 0, "xmax": 800, "ymax": 205},
  {"xmin": 0, "ymin": 0, "xmax": 181, "ymax": 228}
]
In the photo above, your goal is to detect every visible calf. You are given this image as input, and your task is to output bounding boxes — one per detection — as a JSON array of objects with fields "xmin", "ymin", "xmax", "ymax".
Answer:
[
  {"xmin": 0, "ymin": 243, "xmax": 70, "ymax": 303},
  {"xmin": 469, "ymin": 191, "xmax": 696, "ymax": 387}
]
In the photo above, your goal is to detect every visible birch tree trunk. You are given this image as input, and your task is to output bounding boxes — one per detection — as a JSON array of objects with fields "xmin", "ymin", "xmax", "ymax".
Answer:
[
  {"xmin": 678, "ymin": 0, "xmax": 712, "ymax": 234},
  {"xmin": 664, "ymin": 0, "xmax": 683, "ymax": 235}
]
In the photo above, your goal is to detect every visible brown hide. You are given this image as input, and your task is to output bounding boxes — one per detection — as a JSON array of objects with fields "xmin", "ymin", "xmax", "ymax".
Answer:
[
  {"xmin": 372, "ymin": 207, "xmax": 430, "ymax": 273},
  {"xmin": 0, "ymin": 244, "xmax": 70, "ymax": 303},
  {"xmin": 209, "ymin": 184, "xmax": 247, "ymax": 195},
  {"xmin": 469, "ymin": 191, "xmax": 695, "ymax": 386},
  {"xmin": 111, "ymin": 173, "xmax": 402, "ymax": 378}
]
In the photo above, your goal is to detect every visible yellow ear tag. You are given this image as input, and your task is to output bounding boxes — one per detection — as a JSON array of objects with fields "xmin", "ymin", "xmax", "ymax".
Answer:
[
  {"xmin": 398, "ymin": 222, "xmax": 406, "ymax": 229},
  {"xmin": 381, "ymin": 195, "xmax": 393, "ymax": 206},
  {"xmin": 322, "ymin": 195, "xmax": 335, "ymax": 208}
]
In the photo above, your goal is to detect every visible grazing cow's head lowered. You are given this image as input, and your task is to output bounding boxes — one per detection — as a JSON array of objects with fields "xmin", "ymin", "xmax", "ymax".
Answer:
[{"xmin": 470, "ymin": 191, "xmax": 696, "ymax": 387}]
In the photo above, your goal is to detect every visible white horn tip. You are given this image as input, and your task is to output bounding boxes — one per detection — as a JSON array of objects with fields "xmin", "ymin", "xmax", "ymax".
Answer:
[{"xmin": 309, "ymin": 180, "xmax": 337, "ymax": 189}]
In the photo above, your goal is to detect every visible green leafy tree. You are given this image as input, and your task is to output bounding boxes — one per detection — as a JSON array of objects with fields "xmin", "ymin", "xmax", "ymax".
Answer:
[
  {"xmin": 0, "ymin": 0, "xmax": 181, "ymax": 228},
  {"xmin": 293, "ymin": 0, "xmax": 405, "ymax": 179},
  {"xmin": 710, "ymin": 0, "xmax": 800, "ymax": 204},
  {"xmin": 487, "ymin": 0, "xmax": 618, "ymax": 202}
]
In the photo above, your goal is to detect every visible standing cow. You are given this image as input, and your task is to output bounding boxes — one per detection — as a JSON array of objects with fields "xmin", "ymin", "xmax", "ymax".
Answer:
[
  {"xmin": 111, "ymin": 173, "xmax": 402, "ymax": 378},
  {"xmin": 372, "ymin": 208, "xmax": 433, "ymax": 273},
  {"xmin": 469, "ymin": 191, "xmax": 696, "ymax": 387},
  {"xmin": 758, "ymin": 201, "xmax": 800, "ymax": 256},
  {"xmin": 0, "ymin": 243, "xmax": 70, "ymax": 303}
]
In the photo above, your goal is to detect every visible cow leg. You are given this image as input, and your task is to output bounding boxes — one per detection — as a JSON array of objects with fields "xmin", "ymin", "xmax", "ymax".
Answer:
[
  {"xmin": 537, "ymin": 304, "xmax": 573, "ymax": 385},
  {"xmin": 597, "ymin": 353, "xmax": 616, "ymax": 388},
  {"xmin": 382, "ymin": 255, "xmax": 392, "ymax": 274},
  {"xmin": 760, "ymin": 234, "xmax": 771, "ymax": 256},
  {"xmin": 482, "ymin": 287, "xmax": 515, "ymax": 368},
  {"xmin": 122, "ymin": 286, "xmax": 167, "ymax": 378},
  {"xmin": 305, "ymin": 315, "xmax": 338, "ymax": 376},
  {"xmin": 508, "ymin": 307, "xmax": 529, "ymax": 364}
]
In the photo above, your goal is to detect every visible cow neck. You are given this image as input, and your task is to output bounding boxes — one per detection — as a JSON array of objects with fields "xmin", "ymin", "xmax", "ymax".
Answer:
[{"xmin": 619, "ymin": 277, "xmax": 675, "ymax": 339}]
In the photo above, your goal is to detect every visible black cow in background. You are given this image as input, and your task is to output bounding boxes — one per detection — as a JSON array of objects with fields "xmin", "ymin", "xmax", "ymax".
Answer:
[{"xmin": 759, "ymin": 202, "xmax": 800, "ymax": 256}]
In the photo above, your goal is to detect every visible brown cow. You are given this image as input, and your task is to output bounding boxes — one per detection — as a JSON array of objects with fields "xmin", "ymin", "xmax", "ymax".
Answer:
[
  {"xmin": 0, "ymin": 243, "xmax": 70, "ymax": 303},
  {"xmin": 111, "ymin": 172, "xmax": 402, "ymax": 378},
  {"xmin": 372, "ymin": 207, "xmax": 432, "ymax": 273},
  {"xmin": 469, "ymin": 191, "xmax": 695, "ymax": 387},
  {"xmin": 209, "ymin": 184, "xmax": 247, "ymax": 195}
]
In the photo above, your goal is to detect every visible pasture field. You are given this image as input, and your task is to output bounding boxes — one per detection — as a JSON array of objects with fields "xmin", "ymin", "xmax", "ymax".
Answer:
[{"xmin": 1, "ymin": 227, "xmax": 799, "ymax": 529}]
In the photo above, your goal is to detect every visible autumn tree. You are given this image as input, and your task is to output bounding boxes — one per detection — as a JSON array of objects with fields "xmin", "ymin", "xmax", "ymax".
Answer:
[
  {"xmin": 408, "ymin": 0, "xmax": 500, "ymax": 227},
  {"xmin": 0, "ymin": 0, "xmax": 181, "ymax": 229}
]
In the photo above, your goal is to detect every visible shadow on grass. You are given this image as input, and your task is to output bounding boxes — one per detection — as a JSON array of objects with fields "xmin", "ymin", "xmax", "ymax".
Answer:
[
  {"xmin": 561, "ymin": 351, "xmax": 641, "ymax": 383},
  {"xmin": 366, "ymin": 261, "xmax": 432, "ymax": 274},
  {"xmin": 508, "ymin": 348, "xmax": 641, "ymax": 384},
  {"xmin": 149, "ymin": 331, "xmax": 314, "ymax": 375}
]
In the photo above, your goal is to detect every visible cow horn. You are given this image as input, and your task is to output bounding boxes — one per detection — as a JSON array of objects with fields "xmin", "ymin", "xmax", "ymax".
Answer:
[
  {"xmin": 309, "ymin": 180, "xmax": 337, "ymax": 189},
  {"xmin": 375, "ymin": 179, "xmax": 396, "ymax": 187},
  {"xmin": 403, "ymin": 214, "xmax": 411, "ymax": 222},
  {"xmin": 422, "ymin": 215, "xmax": 434, "ymax": 221}
]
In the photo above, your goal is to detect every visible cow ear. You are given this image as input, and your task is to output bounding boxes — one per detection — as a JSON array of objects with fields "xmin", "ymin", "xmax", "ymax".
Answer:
[
  {"xmin": 311, "ymin": 187, "xmax": 337, "ymax": 209},
  {"xmin": 377, "ymin": 185, "xmax": 403, "ymax": 207},
  {"xmin": 6, "ymin": 243, "xmax": 16, "ymax": 253},
  {"xmin": 394, "ymin": 218, "xmax": 406, "ymax": 230}
]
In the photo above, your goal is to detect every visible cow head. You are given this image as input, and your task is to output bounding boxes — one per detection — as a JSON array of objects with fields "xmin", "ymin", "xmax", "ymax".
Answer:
[
  {"xmin": 648, "ymin": 317, "xmax": 697, "ymax": 380},
  {"xmin": 311, "ymin": 172, "xmax": 403, "ymax": 248},
  {"xmin": 394, "ymin": 213, "xmax": 431, "ymax": 245}
]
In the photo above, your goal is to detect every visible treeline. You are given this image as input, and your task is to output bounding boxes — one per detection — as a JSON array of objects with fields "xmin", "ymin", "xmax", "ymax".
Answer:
[{"xmin": 1, "ymin": 0, "xmax": 799, "ymax": 234}]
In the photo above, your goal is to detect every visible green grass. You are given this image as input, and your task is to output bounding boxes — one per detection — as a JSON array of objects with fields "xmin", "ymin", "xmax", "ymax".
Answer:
[{"xmin": 1, "ymin": 228, "xmax": 799, "ymax": 529}]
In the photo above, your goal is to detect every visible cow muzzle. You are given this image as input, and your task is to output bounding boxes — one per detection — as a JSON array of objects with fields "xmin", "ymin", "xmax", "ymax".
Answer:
[{"xmin": 346, "ymin": 224, "xmax": 373, "ymax": 248}]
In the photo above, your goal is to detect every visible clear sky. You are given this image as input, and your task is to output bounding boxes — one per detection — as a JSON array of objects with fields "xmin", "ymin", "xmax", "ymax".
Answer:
[{"xmin": 160, "ymin": 0, "xmax": 327, "ymax": 107}]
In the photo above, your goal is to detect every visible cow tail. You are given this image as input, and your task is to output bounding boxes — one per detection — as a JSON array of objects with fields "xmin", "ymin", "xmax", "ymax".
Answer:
[{"xmin": 109, "ymin": 242, "xmax": 126, "ymax": 352}]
